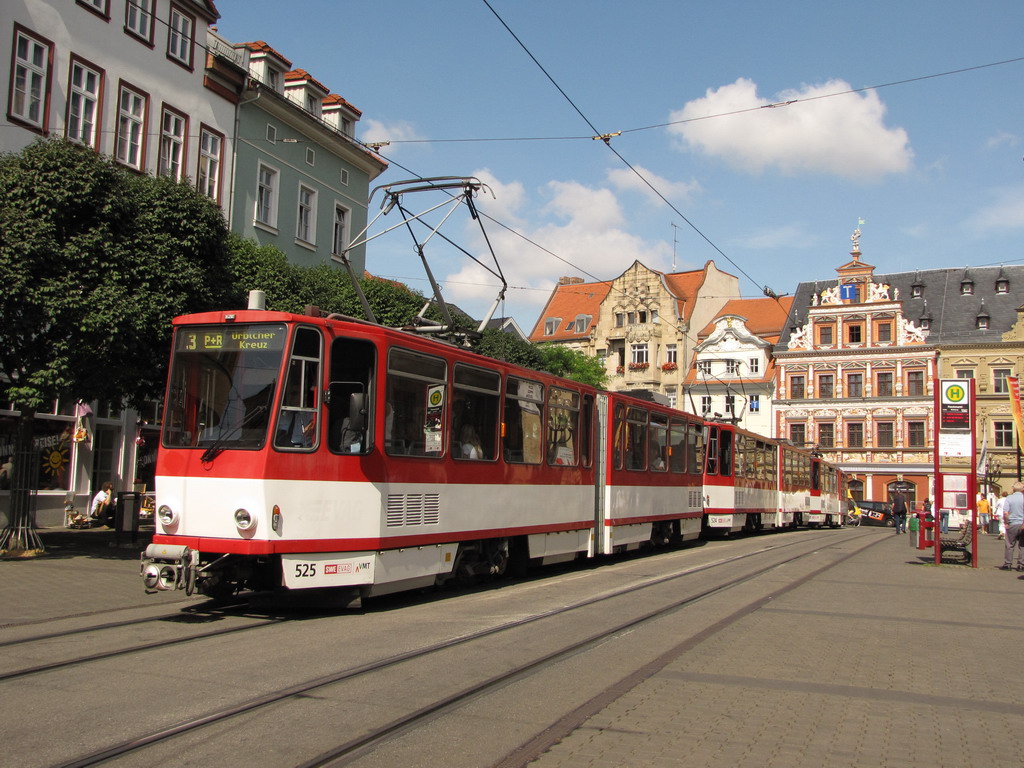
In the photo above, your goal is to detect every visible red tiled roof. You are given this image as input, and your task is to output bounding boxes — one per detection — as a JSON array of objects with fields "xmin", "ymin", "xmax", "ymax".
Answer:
[
  {"xmin": 528, "ymin": 280, "xmax": 612, "ymax": 342},
  {"xmin": 695, "ymin": 296, "xmax": 794, "ymax": 339},
  {"xmin": 285, "ymin": 68, "xmax": 330, "ymax": 95},
  {"xmin": 323, "ymin": 93, "xmax": 363, "ymax": 118},
  {"xmin": 240, "ymin": 41, "xmax": 292, "ymax": 68}
]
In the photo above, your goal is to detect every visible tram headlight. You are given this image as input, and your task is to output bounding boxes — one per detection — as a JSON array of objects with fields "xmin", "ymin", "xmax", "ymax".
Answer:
[
  {"xmin": 234, "ymin": 508, "xmax": 256, "ymax": 531},
  {"xmin": 158, "ymin": 505, "xmax": 177, "ymax": 527}
]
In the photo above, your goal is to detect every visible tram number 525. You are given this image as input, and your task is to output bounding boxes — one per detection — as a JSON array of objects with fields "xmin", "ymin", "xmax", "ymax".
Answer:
[{"xmin": 294, "ymin": 563, "xmax": 317, "ymax": 578}]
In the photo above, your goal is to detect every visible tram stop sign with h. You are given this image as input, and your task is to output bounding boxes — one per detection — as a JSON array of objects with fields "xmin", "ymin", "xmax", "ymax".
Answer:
[{"xmin": 939, "ymin": 381, "xmax": 971, "ymax": 430}]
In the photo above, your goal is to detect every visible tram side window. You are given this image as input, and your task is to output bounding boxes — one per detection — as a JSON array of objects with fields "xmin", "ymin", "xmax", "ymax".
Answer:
[
  {"xmin": 451, "ymin": 364, "xmax": 500, "ymax": 461},
  {"xmin": 626, "ymin": 407, "xmax": 648, "ymax": 471},
  {"xmin": 669, "ymin": 418, "xmax": 688, "ymax": 473},
  {"xmin": 385, "ymin": 348, "xmax": 447, "ymax": 457},
  {"xmin": 718, "ymin": 428, "xmax": 733, "ymax": 477},
  {"xmin": 581, "ymin": 394, "xmax": 595, "ymax": 467},
  {"xmin": 274, "ymin": 327, "xmax": 322, "ymax": 451},
  {"xmin": 649, "ymin": 413, "xmax": 668, "ymax": 472},
  {"xmin": 503, "ymin": 376, "xmax": 544, "ymax": 463},
  {"xmin": 612, "ymin": 403, "xmax": 626, "ymax": 471},
  {"xmin": 327, "ymin": 337, "xmax": 375, "ymax": 454},
  {"xmin": 687, "ymin": 423, "xmax": 703, "ymax": 474},
  {"xmin": 704, "ymin": 426, "xmax": 719, "ymax": 475},
  {"xmin": 547, "ymin": 387, "xmax": 581, "ymax": 466}
]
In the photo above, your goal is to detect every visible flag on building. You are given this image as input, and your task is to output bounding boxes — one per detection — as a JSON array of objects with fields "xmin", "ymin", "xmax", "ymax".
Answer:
[{"xmin": 1008, "ymin": 376, "xmax": 1024, "ymax": 448}]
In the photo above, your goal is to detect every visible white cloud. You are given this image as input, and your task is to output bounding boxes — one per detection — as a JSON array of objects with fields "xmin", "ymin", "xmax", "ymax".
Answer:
[
  {"xmin": 437, "ymin": 173, "xmax": 677, "ymax": 326},
  {"xmin": 667, "ymin": 78, "xmax": 913, "ymax": 180},
  {"xmin": 986, "ymin": 131, "xmax": 1020, "ymax": 150},
  {"xmin": 606, "ymin": 165, "xmax": 701, "ymax": 206},
  {"xmin": 965, "ymin": 186, "xmax": 1024, "ymax": 232},
  {"xmin": 732, "ymin": 223, "xmax": 818, "ymax": 250},
  {"xmin": 359, "ymin": 118, "xmax": 424, "ymax": 152}
]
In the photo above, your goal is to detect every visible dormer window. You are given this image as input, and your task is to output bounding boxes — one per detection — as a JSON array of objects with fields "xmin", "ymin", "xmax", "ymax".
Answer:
[
  {"xmin": 266, "ymin": 67, "xmax": 282, "ymax": 91},
  {"xmin": 920, "ymin": 317, "xmax": 931, "ymax": 330},
  {"xmin": 977, "ymin": 316, "xmax": 989, "ymax": 330},
  {"xmin": 697, "ymin": 360, "xmax": 712, "ymax": 375},
  {"xmin": 544, "ymin": 318, "xmax": 561, "ymax": 336},
  {"xmin": 573, "ymin": 315, "xmax": 592, "ymax": 333},
  {"xmin": 961, "ymin": 272, "xmax": 974, "ymax": 295},
  {"xmin": 911, "ymin": 284, "xmax": 923, "ymax": 298},
  {"xmin": 997, "ymin": 277, "xmax": 1009, "ymax": 293}
]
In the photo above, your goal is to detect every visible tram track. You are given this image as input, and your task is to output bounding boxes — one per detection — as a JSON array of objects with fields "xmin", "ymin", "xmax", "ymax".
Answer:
[{"xmin": 51, "ymin": 529, "xmax": 878, "ymax": 768}]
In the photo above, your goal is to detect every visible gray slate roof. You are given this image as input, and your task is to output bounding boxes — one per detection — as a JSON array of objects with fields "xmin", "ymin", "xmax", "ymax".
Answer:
[{"xmin": 776, "ymin": 264, "xmax": 1024, "ymax": 352}]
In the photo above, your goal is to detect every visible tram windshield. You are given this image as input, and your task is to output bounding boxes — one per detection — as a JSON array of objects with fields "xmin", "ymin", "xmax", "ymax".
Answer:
[{"xmin": 162, "ymin": 324, "xmax": 286, "ymax": 450}]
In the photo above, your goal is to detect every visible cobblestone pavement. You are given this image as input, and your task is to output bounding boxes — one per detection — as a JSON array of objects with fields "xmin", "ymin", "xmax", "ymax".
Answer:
[{"xmin": 529, "ymin": 528, "xmax": 1023, "ymax": 768}]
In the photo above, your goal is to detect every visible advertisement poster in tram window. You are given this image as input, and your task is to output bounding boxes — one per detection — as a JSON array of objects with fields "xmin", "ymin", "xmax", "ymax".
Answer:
[{"xmin": 424, "ymin": 384, "xmax": 444, "ymax": 454}]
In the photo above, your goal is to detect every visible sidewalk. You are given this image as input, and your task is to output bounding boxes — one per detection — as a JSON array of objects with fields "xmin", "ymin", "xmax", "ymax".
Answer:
[{"xmin": 533, "ymin": 526, "xmax": 1024, "ymax": 768}]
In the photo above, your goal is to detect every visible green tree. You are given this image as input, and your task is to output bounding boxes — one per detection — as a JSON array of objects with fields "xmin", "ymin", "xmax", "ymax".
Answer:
[
  {"xmin": 0, "ymin": 139, "xmax": 233, "ymax": 552},
  {"xmin": 536, "ymin": 343, "xmax": 608, "ymax": 388}
]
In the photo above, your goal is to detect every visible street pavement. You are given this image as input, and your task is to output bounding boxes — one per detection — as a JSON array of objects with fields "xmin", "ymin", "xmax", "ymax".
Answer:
[{"xmin": 2, "ymin": 524, "xmax": 1022, "ymax": 767}]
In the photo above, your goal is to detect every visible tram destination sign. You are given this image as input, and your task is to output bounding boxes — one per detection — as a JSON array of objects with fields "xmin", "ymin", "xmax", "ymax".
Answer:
[{"xmin": 176, "ymin": 324, "xmax": 287, "ymax": 353}]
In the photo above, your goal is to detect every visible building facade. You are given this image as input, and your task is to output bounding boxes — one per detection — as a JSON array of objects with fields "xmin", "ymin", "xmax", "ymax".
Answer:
[
  {"xmin": 229, "ymin": 41, "xmax": 387, "ymax": 275},
  {"xmin": 528, "ymin": 260, "xmax": 739, "ymax": 408},
  {"xmin": 682, "ymin": 297, "xmax": 793, "ymax": 435},
  {"xmin": 774, "ymin": 235, "xmax": 1024, "ymax": 507}
]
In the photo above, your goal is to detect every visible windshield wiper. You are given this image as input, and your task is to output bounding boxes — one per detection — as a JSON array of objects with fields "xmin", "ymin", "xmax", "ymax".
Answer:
[{"xmin": 200, "ymin": 405, "xmax": 268, "ymax": 464}]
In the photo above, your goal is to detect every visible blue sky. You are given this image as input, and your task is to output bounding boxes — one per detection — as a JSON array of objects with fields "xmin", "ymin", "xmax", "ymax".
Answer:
[{"xmin": 215, "ymin": 0, "xmax": 1024, "ymax": 331}]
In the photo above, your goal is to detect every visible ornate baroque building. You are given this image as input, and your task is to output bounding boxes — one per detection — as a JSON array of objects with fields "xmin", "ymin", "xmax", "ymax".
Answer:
[
  {"xmin": 528, "ymin": 261, "xmax": 739, "ymax": 408},
  {"xmin": 774, "ymin": 232, "xmax": 1024, "ymax": 506}
]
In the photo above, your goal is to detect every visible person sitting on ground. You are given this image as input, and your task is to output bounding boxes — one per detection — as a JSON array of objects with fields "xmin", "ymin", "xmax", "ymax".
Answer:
[{"xmin": 90, "ymin": 482, "xmax": 114, "ymax": 525}]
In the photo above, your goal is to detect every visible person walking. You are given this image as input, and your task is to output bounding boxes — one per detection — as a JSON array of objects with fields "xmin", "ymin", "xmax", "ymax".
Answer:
[
  {"xmin": 891, "ymin": 492, "xmax": 908, "ymax": 534},
  {"xmin": 995, "ymin": 491, "xmax": 1008, "ymax": 539},
  {"xmin": 978, "ymin": 494, "xmax": 991, "ymax": 534},
  {"xmin": 1000, "ymin": 482, "xmax": 1024, "ymax": 570}
]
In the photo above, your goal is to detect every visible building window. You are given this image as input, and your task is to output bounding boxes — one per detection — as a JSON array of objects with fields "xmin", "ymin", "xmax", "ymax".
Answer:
[
  {"xmin": 167, "ymin": 6, "xmax": 194, "ymax": 68},
  {"xmin": 266, "ymin": 124, "xmax": 277, "ymax": 143},
  {"xmin": 266, "ymin": 67, "xmax": 282, "ymax": 92},
  {"xmin": 994, "ymin": 368, "xmax": 1011, "ymax": 394},
  {"xmin": 997, "ymin": 278, "xmax": 1010, "ymax": 294},
  {"xmin": 818, "ymin": 423, "xmax": 834, "ymax": 448},
  {"xmin": 748, "ymin": 357, "xmax": 759, "ymax": 374},
  {"xmin": 977, "ymin": 315, "xmax": 989, "ymax": 330},
  {"xmin": 115, "ymin": 83, "xmax": 147, "ymax": 169},
  {"xmin": 725, "ymin": 394, "xmax": 735, "ymax": 415},
  {"xmin": 697, "ymin": 360, "xmax": 712, "ymax": 375},
  {"xmin": 961, "ymin": 280, "xmax": 974, "ymax": 296},
  {"xmin": 340, "ymin": 168, "xmax": 349, "ymax": 185},
  {"xmin": 197, "ymin": 126, "xmax": 223, "ymax": 203},
  {"xmin": 296, "ymin": 185, "xmax": 317, "ymax": 244},
  {"xmin": 125, "ymin": 0, "xmax": 154, "ymax": 42},
  {"xmin": 665, "ymin": 387, "xmax": 677, "ymax": 409},
  {"xmin": 906, "ymin": 370, "xmax": 925, "ymax": 397},
  {"xmin": 818, "ymin": 374, "xmax": 834, "ymax": 399},
  {"xmin": 615, "ymin": 312, "xmax": 625, "ymax": 328},
  {"xmin": 726, "ymin": 360, "xmax": 739, "ymax": 375},
  {"xmin": 700, "ymin": 395, "xmax": 711, "ymax": 414},
  {"xmin": 956, "ymin": 369, "xmax": 974, "ymax": 379},
  {"xmin": 846, "ymin": 373, "xmax": 863, "ymax": 398},
  {"xmin": 544, "ymin": 318, "xmax": 560, "ymax": 336},
  {"xmin": 158, "ymin": 106, "xmax": 187, "ymax": 180},
  {"xmin": 848, "ymin": 324, "xmax": 863, "ymax": 344},
  {"xmin": 255, "ymin": 163, "xmax": 279, "ymax": 227},
  {"xmin": 995, "ymin": 421, "xmax": 1015, "ymax": 448},
  {"xmin": 305, "ymin": 147, "xmax": 316, "ymax": 166},
  {"xmin": 627, "ymin": 312, "xmax": 636, "ymax": 325},
  {"xmin": 631, "ymin": 344, "xmax": 649, "ymax": 366},
  {"xmin": 911, "ymin": 284, "xmax": 923, "ymax": 298},
  {"xmin": 847, "ymin": 422, "xmax": 864, "ymax": 448},
  {"xmin": 877, "ymin": 322, "xmax": 892, "ymax": 343},
  {"xmin": 877, "ymin": 422, "xmax": 894, "ymax": 448},
  {"xmin": 78, "ymin": 0, "xmax": 110, "ymax": 17},
  {"xmin": 876, "ymin": 372, "xmax": 893, "ymax": 397},
  {"xmin": 818, "ymin": 325, "xmax": 834, "ymax": 345},
  {"xmin": 790, "ymin": 375, "xmax": 805, "ymax": 399},
  {"xmin": 749, "ymin": 394, "xmax": 760, "ymax": 413},
  {"xmin": 665, "ymin": 344, "xmax": 677, "ymax": 364},
  {"xmin": 332, "ymin": 204, "xmax": 349, "ymax": 256},
  {"xmin": 10, "ymin": 27, "xmax": 52, "ymax": 131},
  {"xmin": 790, "ymin": 423, "xmax": 806, "ymax": 446},
  {"xmin": 66, "ymin": 58, "xmax": 101, "ymax": 148},
  {"xmin": 574, "ymin": 315, "xmax": 591, "ymax": 333},
  {"xmin": 907, "ymin": 421, "xmax": 926, "ymax": 448}
]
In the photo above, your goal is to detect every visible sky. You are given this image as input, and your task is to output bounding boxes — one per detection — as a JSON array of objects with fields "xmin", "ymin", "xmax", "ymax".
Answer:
[{"xmin": 214, "ymin": 0, "xmax": 1024, "ymax": 333}]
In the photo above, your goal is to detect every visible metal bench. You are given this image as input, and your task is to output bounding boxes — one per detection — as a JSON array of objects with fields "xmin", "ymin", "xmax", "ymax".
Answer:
[{"xmin": 939, "ymin": 525, "xmax": 974, "ymax": 565}]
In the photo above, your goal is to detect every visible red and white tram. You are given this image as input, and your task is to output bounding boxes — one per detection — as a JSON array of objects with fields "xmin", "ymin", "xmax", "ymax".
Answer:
[
  {"xmin": 702, "ymin": 422, "xmax": 846, "ymax": 533},
  {"xmin": 141, "ymin": 308, "xmax": 708, "ymax": 600}
]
